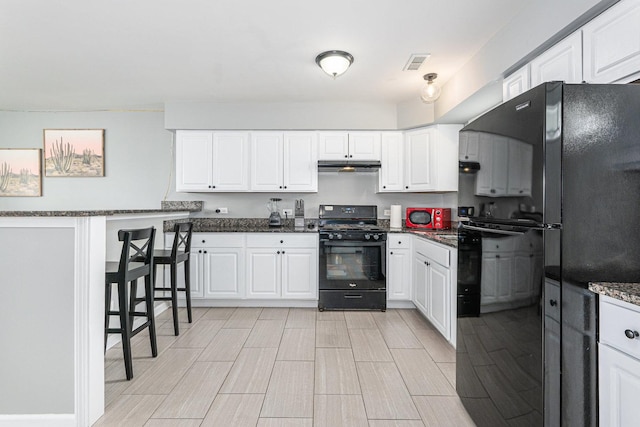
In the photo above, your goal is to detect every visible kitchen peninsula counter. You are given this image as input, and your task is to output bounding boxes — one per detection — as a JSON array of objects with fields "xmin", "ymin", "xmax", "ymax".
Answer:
[
  {"xmin": 589, "ymin": 282, "xmax": 640, "ymax": 307},
  {"xmin": 0, "ymin": 202, "xmax": 199, "ymax": 426}
]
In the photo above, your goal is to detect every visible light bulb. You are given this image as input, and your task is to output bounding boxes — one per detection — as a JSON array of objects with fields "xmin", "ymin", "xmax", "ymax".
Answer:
[{"xmin": 420, "ymin": 73, "xmax": 441, "ymax": 103}]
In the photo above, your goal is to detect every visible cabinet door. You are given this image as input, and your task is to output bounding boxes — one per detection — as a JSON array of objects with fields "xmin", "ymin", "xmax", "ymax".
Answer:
[
  {"xmin": 413, "ymin": 253, "xmax": 428, "ymax": 316},
  {"xmin": 583, "ymin": 0, "xmax": 640, "ymax": 83},
  {"xmin": 427, "ymin": 261, "xmax": 450, "ymax": 340},
  {"xmin": 318, "ymin": 132, "xmax": 349, "ymax": 160},
  {"xmin": 175, "ymin": 130, "xmax": 213, "ymax": 191},
  {"xmin": 476, "ymin": 134, "xmax": 508, "ymax": 196},
  {"xmin": 281, "ymin": 248, "xmax": 317, "ymax": 299},
  {"xmin": 188, "ymin": 250, "xmax": 206, "ymax": 298},
  {"xmin": 212, "ymin": 132, "xmax": 249, "ymax": 191},
  {"xmin": 432, "ymin": 125, "xmax": 460, "ymax": 192},
  {"xmin": 283, "ymin": 132, "xmax": 318, "ymax": 192},
  {"xmin": 203, "ymin": 248, "xmax": 244, "ymax": 298},
  {"xmin": 513, "ymin": 253, "xmax": 532, "ymax": 299},
  {"xmin": 246, "ymin": 248, "xmax": 280, "ymax": 298},
  {"xmin": 507, "ymin": 140, "xmax": 533, "ymax": 196},
  {"xmin": 475, "ymin": 133, "xmax": 494, "ymax": 195},
  {"xmin": 348, "ymin": 132, "xmax": 381, "ymax": 160},
  {"xmin": 503, "ymin": 65, "xmax": 531, "ymax": 101},
  {"xmin": 251, "ymin": 132, "xmax": 283, "ymax": 191},
  {"xmin": 379, "ymin": 132, "xmax": 404, "ymax": 192},
  {"xmin": 388, "ymin": 248, "xmax": 412, "ymax": 300},
  {"xmin": 599, "ymin": 344, "xmax": 640, "ymax": 427},
  {"xmin": 404, "ymin": 129, "xmax": 435, "ymax": 191},
  {"xmin": 531, "ymin": 31, "xmax": 583, "ymax": 86}
]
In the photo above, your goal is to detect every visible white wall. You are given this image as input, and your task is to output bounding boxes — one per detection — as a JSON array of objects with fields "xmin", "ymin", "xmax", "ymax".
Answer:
[
  {"xmin": 0, "ymin": 111, "xmax": 173, "ymax": 211},
  {"xmin": 164, "ymin": 101, "xmax": 398, "ymax": 130},
  {"xmin": 0, "ymin": 111, "xmax": 458, "ymax": 217}
]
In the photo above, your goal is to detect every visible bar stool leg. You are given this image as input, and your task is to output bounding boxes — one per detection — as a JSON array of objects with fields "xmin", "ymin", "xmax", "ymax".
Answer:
[
  {"xmin": 146, "ymin": 270, "xmax": 158, "ymax": 357},
  {"xmin": 105, "ymin": 281, "xmax": 112, "ymax": 352},
  {"xmin": 184, "ymin": 258, "xmax": 193, "ymax": 323},
  {"xmin": 117, "ymin": 280, "xmax": 134, "ymax": 380},
  {"xmin": 170, "ymin": 263, "xmax": 180, "ymax": 335}
]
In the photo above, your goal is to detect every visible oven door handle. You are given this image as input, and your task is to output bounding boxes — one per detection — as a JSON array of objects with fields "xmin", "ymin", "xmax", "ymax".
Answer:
[{"xmin": 320, "ymin": 240, "xmax": 386, "ymax": 247}]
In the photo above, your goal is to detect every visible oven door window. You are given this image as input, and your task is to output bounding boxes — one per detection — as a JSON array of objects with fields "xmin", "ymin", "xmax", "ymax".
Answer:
[{"xmin": 320, "ymin": 241, "xmax": 385, "ymax": 290}]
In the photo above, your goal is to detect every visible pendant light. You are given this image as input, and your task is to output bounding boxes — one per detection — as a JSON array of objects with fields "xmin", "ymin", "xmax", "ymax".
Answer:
[
  {"xmin": 420, "ymin": 73, "xmax": 441, "ymax": 103},
  {"xmin": 315, "ymin": 50, "xmax": 354, "ymax": 79}
]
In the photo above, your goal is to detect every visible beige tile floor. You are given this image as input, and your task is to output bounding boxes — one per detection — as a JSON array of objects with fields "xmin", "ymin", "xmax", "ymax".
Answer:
[{"xmin": 96, "ymin": 307, "xmax": 475, "ymax": 427}]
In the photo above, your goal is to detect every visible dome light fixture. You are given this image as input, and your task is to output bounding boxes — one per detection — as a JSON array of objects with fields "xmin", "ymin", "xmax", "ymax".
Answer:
[
  {"xmin": 315, "ymin": 50, "xmax": 354, "ymax": 79},
  {"xmin": 420, "ymin": 72, "xmax": 441, "ymax": 103}
]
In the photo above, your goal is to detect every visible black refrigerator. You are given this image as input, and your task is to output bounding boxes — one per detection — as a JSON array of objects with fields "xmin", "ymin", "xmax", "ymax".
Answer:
[{"xmin": 456, "ymin": 82, "xmax": 640, "ymax": 427}]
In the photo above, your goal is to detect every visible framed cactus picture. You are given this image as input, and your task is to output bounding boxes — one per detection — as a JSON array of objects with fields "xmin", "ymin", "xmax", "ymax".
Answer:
[
  {"xmin": 0, "ymin": 149, "xmax": 42, "ymax": 197},
  {"xmin": 44, "ymin": 129, "xmax": 105, "ymax": 177}
]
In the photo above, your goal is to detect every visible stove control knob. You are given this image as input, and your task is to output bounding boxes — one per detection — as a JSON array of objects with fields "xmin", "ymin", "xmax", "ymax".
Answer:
[
  {"xmin": 328, "ymin": 233, "xmax": 334, "ymax": 240},
  {"xmin": 337, "ymin": 234, "xmax": 343, "ymax": 240},
  {"xmin": 373, "ymin": 234, "xmax": 380, "ymax": 240},
  {"xmin": 365, "ymin": 234, "xmax": 371, "ymax": 240}
]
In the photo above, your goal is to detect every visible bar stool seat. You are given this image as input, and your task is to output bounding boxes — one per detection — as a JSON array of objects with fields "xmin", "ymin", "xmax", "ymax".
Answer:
[
  {"xmin": 147, "ymin": 222, "xmax": 193, "ymax": 336},
  {"xmin": 105, "ymin": 227, "xmax": 157, "ymax": 380}
]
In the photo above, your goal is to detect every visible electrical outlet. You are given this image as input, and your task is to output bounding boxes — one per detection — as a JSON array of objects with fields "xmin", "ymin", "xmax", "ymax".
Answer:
[
  {"xmin": 217, "ymin": 207, "xmax": 228, "ymax": 214},
  {"xmin": 383, "ymin": 209, "xmax": 391, "ymax": 216},
  {"xmin": 282, "ymin": 208, "xmax": 293, "ymax": 216}
]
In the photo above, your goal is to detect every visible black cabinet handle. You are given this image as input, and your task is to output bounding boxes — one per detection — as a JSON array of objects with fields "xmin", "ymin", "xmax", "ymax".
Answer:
[
  {"xmin": 203, "ymin": 250, "xmax": 207, "ymax": 254},
  {"xmin": 549, "ymin": 299, "xmax": 558, "ymax": 307},
  {"xmin": 390, "ymin": 251, "xmax": 394, "ymax": 255},
  {"xmin": 277, "ymin": 251, "xmax": 281, "ymax": 254},
  {"xmin": 198, "ymin": 250, "xmax": 202, "ymax": 253},
  {"xmin": 349, "ymin": 155, "xmax": 353, "ymax": 158},
  {"xmin": 490, "ymin": 189, "xmax": 496, "ymax": 193},
  {"xmin": 279, "ymin": 186, "xmax": 283, "ymax": 189},
  {"xmin": 280, "ymin": 240, "xmax": 284, "ymax": 244},
  {"xmin": 496, "ymin": 254, "xmax": 500, "ymax": 258},
  {"xmin": 344, "ymin": 155, "xmax": 348, "ymax": 158},
  {"xmin": 465, "ymin": 155, "xmax": 469, "ymax": 159},
  {"xmin": 212, "ymin": 185, "xmax": 216, "ymax": 189},
  {"xmin": 282, "ymin": 250, "xmax": 285, "ymax": 254},
  {"xmin": 624, "ymin": 329, "xmax": 639, "ymax": 339},
  {"xmin": 383, "ymin": 186, "xmax": 386, "ymax": 189},
  {"xmin": 405, "ymin": 186, "xmax": 409, "ymax": 189}
]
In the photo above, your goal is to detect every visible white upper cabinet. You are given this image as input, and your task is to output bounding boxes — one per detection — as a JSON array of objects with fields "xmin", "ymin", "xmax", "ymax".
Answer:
[
  {"xmin": 318, "ymin": 132, "xmax": 381, "ymax": 160},
  {"xmin": 583, "ymin": 0, "xmax": 640, "ymax": 83},
  {"xmin": 283, "ymin": 132, "xmax": 318, "ymax": 192},
  {"xmin": 175, "ymin": 130, "xmax": 213, "ymax": 192},
  {"xmin": 404, "ymin": 128, "xmax": 435, "ymax": 191},
  {"xmin": 175, "ymin": 130, "xmax": 249, "ymax": 192},
  {"xmin": 531, "ymin": 31, "xmax": 583, "ymax": 86},
  {"xmin": 378, "ymin": 132, "xmax": 404, "ymax": 192},
  {"xmin": 250, "ymin": 132, "xmax": 318, "ymax": 192},
  {"xmin": 503, "ymin": 65, "xmax": 531, "ymax": 101}
]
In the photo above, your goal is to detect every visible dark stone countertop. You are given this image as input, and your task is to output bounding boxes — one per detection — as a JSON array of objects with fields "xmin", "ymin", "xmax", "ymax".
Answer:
[
  {"xmin": 164, "ymin": 217, "xmax": 457, "ymax": 247},
  {"xmin": 589, "ymin": 282, "xmax": 640, "ymax": 307},
  {"xmin": 0, "ymin": 201, "xmax": 203, "ymax": 217}
]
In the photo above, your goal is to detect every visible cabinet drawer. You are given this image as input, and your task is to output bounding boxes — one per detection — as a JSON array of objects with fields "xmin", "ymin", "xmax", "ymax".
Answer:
[
  {"xmin": 246, "ymin": 233, "xmax": 317, "ymax": 248},
  {"xmin": 413, "ymin": 237, "xmax": 449, "ymax": 267},
  {"xmin": 600, "ymin": 296, "xmax": 640, "ymax": 361},
  {"xmin": 388, "ymin": 234, "xmax": 412, "ymax": 249},
  {"xmin": 192, "ymin": 233, "xmax": 245, "ymax": 248}
]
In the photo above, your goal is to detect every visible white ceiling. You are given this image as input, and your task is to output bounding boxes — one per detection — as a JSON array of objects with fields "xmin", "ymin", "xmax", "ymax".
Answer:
[{"xmin": 0, "ymin": 0, "xmax": 529, "ymax": 111}]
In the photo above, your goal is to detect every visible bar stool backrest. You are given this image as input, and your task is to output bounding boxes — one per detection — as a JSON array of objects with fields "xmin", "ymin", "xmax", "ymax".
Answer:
[
  {"xmin": 117, "ymin": 227, "xmax": 156, "ymax": 278},
  {"xmin": 171, "ymin": 222, "xmax": 193, "ymax": 260}
]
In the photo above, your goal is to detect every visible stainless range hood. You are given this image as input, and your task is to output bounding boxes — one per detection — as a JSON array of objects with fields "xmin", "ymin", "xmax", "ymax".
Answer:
[{"xmin": 318, "ymin": 160, "xmax": 381, "ymax": 172}]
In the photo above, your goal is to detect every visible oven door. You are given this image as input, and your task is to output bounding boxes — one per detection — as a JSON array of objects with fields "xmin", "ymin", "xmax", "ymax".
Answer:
[{"xmin": 319, "ymin": 239, "xmax": 386, "ymax": 291}]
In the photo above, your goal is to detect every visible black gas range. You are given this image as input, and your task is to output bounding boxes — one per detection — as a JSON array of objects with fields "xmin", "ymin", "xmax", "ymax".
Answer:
[{"xmin": 317, "ymin": 205, "xmax": 387, "ymax": 311}]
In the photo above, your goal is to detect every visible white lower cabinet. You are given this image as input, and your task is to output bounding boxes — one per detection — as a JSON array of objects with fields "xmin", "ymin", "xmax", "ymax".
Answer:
[
  {"xmin": 411, "ymin": 237, "xmax": 452, "ymax": 341},
  {"xmin": 190, "ymin": 233, "xmax": 245, "ymax": 299},
  {"xmin": 387, "ymin": 234, "xmax": 412, "ymax": 300},
  {"xmin": 599, "ymin": 296, "xmax": 640, "ymax": 427},
  {"xmin": 186, "ymin": 232, "xmax": 317, "ymax": 302},
  {"xmin": 246, "ymin": 233, "xmax": 318, "ymax": 300}
]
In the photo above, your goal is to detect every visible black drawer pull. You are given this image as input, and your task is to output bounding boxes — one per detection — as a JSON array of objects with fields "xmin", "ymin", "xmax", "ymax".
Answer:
[
  {"xmin": 344, "ymin": 295, "xmax": 363, "ymax": 299},
  {"xmin": 624, "ymin": 329, "xmax": 639, "ymax": 339},
  {"xmin": 549, "ymin": 299, "xmax": 557, "ymax": 307}
]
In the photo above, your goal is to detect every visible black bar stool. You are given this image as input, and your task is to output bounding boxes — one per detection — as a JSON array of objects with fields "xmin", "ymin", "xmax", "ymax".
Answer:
[
  {"xmin": 105, "ymin": 227, "xmax": 157, "ymax": 380},
  {"xmin": 147, "ymin": 222, "xmax": 193, "ymax": 335}
]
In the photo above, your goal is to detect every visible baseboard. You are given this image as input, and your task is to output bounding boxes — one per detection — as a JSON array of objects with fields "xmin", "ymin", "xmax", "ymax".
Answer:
[
  {"xmin": 0, "ymin": 414, "xmax": 75, "ymax": 427},
  {"xmin": 187, "ymin": 299, "xmax": 319, "ymax": 308}
]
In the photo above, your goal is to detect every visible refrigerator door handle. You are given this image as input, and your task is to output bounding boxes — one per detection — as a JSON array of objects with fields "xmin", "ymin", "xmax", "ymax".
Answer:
[{"xmin": 460, "ymin": 223, "xmax": 528, "ymax": 236}]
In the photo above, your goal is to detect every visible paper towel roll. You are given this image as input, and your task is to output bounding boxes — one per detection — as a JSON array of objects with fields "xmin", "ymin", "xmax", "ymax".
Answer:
[{"xmin": 390, "ymin": 205, "xmax": 402, "ymax": 229}]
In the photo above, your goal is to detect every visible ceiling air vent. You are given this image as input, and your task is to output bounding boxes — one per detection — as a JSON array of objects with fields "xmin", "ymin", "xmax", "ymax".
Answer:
[{"xmin": 403, "ymin": 53, "xmax": 431, "ymax": 71}]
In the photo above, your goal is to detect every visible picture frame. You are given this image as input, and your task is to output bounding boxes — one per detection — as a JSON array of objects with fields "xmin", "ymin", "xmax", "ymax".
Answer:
[
  {"xmin": 44, "ymin": 129, "xmax": 105, "ymax": 177},
  {"xmin": 0, "ymin": 148, "xmax": 43, "ymax": 197}
]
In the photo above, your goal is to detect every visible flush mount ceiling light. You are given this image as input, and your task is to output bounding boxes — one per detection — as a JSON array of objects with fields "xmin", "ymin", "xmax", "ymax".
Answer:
[
  {"xmin": 420, "ymin": 72, "xmax": 441, "ymax": 103},
  {"xmin": 315, "ymin": 50, "xmax": 354, "ymax": 79}
]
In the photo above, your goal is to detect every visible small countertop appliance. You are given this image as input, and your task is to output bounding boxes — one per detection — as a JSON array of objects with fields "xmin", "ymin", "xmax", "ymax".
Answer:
[{"xmin": 268, "ymin": 198, "xmax": 282, "ymax": 227}]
